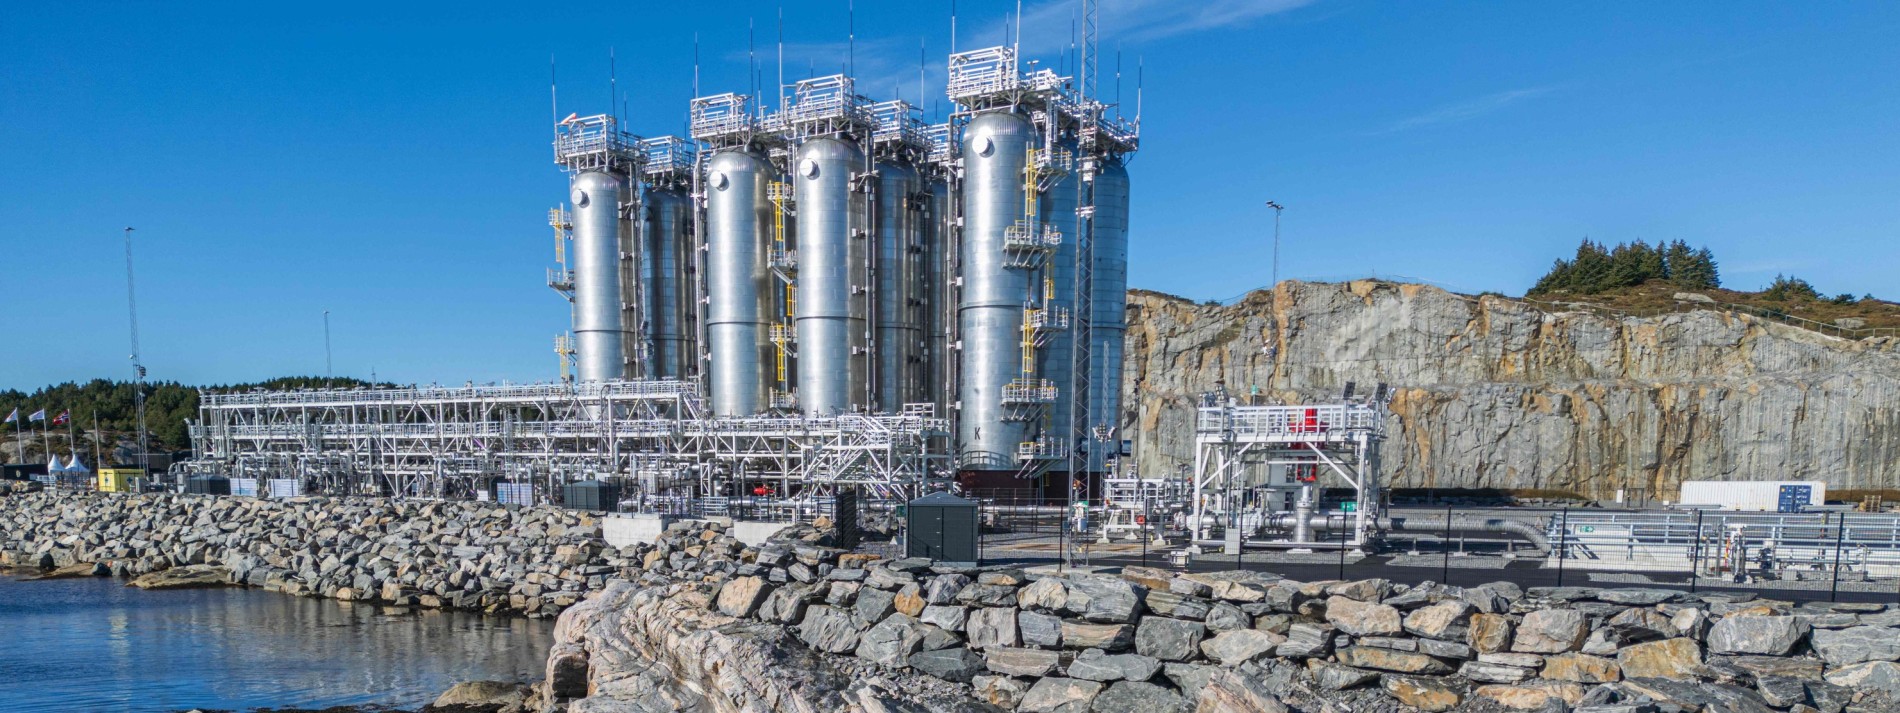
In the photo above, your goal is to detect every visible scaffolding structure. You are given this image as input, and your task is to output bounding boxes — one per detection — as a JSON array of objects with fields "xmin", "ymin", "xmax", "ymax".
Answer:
[
  {"xmin": 1189, "ymin": 389, "xmax": 1387, "ymax": 550},
  {"xmin": 180, "ymin": 381, "xmax": 951, "ymax": 507}
]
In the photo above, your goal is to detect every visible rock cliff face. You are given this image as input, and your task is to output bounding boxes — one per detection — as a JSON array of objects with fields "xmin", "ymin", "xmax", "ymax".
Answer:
[{"xmin": 1121, "ymin": 281, "xmax": 1900, "ymax": 498}]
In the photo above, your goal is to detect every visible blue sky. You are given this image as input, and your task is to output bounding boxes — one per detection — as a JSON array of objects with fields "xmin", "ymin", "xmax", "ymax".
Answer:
[{"xmin": 3, "ymin": 1, "xmax": 1896, "ymax": 390}]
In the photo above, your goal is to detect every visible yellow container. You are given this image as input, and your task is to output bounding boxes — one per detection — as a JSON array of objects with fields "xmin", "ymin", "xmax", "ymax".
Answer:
[{"xmin": 98, "ymin": 468, "xmax": 143, "ymax": 493}]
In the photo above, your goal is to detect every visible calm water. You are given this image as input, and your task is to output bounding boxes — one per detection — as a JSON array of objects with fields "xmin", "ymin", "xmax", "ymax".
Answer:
[{"xmin": 0, "ymin": 574, "xmax": 556, "ymax": 712}]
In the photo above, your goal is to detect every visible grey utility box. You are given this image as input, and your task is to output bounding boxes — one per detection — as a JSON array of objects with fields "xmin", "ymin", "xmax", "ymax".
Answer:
[
  {"xmin": 562, "ymin": 480, "xmax": 621, "ymax": 512},
  {"xmin": 906, "ymin": 492, "xmax": 980, "ymax": 564}
]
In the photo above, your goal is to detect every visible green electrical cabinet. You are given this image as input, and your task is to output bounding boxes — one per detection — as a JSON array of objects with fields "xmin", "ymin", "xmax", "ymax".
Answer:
[{"xmin": 906, "ymin": 492, "xmax": 980, "ymax": 564}]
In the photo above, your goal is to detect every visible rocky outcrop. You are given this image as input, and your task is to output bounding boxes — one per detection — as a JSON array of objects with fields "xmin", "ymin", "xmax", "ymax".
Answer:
[
  {"xmin": 0, "ymin": 491, "xmax": 625, "ymax": 617},
  {"xmin": 1122, "ymin": 281, "xmax": 1900, "ymax": 497}
]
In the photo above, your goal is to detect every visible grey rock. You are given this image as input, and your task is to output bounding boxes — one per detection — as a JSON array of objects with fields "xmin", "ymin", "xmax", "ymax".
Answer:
[
  {"xmin": 1199, "ymin": 629, "xmax": 1282, "ymax": 665},
  {"xmin": 797, "ymin": 605, "xmax": 866, "ymax": 654},
  {"xmin": 908, "ymin": 647, "xmax": 986, "ymax": 683},
  {"xmin": 1514, "ymin": 608, "xmax": 1590, "ymax": 653},
  {"xmin": 1021, "ymin": 610, "xmax": 1064, "ymax": 648},
  {"xmin": 921, "ymin": 604, "xmax": 968, "ymax": 632},
  {"xmin": 1596, "ymin": 588, "xmax": 1684, "ymax": 605},
  {"xmin": 1324, "ymin": 595, "xmax": 1403, "ymax": 636},
  {"xmin": 1061, "ymin": 621, "xmax": 1135, "ymax": 651},
  {"xmin": 855, "ymin": 586, "xmax": 898, "ymax": 623},
  {"xmin": 1018, "ymin": 677, "xmax": 1103, "ymax": 713},
  {"xmin": 987, "ymin": 646, "xmax": 1064, "ymax": 677},
  {"xmin": 925, "ymin": 573, "xmax": 972, "ymax": 604},
  {"xmin": 1064, "ymin": 575, "xmax": 1144, "ymax": 623},
  {"xmin": 966, "ymin": 606, "xmax": 1019, "ymax": 650},
  {"xmin": 1145, "ymin": 590, "xmax": 1211, "ymax": 620},
  {"xmin": 1708, "ymin": 615, "xmax": 1810, "ymax": 656},
  {"xmin": 1811, "ymin": 625, "xmax": 1900, "ymax": 665},
  {"xmin": 1135, "ymin": 617, "xmax": 1207, "ymax": 662},
  {"xmin": 1067, "ymin": 649, "xmax": 1161, "ymax": 682},
  {"xmin": 1162, "ymin": 662, "xmax": 1219, "ymax": 699},
  {"xmin": 856, "ymin": 613, "xmax": 928, "ymax": 667},
  {"xmin": 1205, "ymin": 601, "xmax": 1250, "ymax": 631},
  {"xmin": 1090, "ymin": 681, "xmax": 1188, "ymax": 713}
]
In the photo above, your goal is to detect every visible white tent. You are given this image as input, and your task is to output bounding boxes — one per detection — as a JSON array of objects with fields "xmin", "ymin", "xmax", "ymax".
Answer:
[
  {"xmin": 64, "ymin": 455, "xmax": 89, "ymax": 473},
  {"xmin": 46, "ymin": 455, "xmax": 60, "ymax": 474}
]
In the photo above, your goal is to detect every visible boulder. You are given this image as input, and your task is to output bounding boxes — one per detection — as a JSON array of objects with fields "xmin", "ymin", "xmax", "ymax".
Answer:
[
  {"xmin": 1021, "ymin": 611, "xmax": 1064, "ymax": 648},
  {"xmin": 1274, "ymin": 622, "xmax": 1334, "ymax": 658},
  {"xmin": 1541, "ymin": 653, "xmax": 1621, "ymax": 683},
  {"xmin": 431, "ymin": 680, "xmax": 528, "ymax": 709},
  {"xmin": 1335, "ymin": 646, "xmax": 1453, "ymax": 675},
  {"xmin": 1459, "ymin": 661, "xmax": 1535, "ymax": 684},
  {"xmin": 1065, "ymin": 575, "xmax": 1144, "ymax": 623},
  {"xmin": 908, "ymin": 647, "xmax": 986, "ymax": 683},
  {"xmin": 1810, "ymin": 625, "xmax": 1900, "ymax": 665},
  {"xmin": 1019, "ymin": 577, "xmax": 1070, "ymax": 613},
  {"xmin": 1307, "ymin": 661, "xmax": 1379, "ymax": 691},
  {"xmin": 1018, "ymin": 677, "xmax": 1103, "ymax": 713},
  {"xmin": 1198, "ymin": 629, "xmax": 1282, "ymax": 666},
  {"xmin": 1403, "ymin": 600, "xmax": 1475, "ymax": 641},
  {"xmin": 974, "ymin": 675, "xmax": 1032, "ymax": 709},
  {"xmin": 1707, "ymin": 615, "xmax": 1809, "ymax": 656},
  {"xmin": 966, "ymin": 606, "xmax": 1020, "ymax": 650},
  {"xmin": 1068, "ymin": 649, "xmax": 1161, "ymax": 682},
  {"xmin": 1062, "ymin": 621, "xmax": 1135, "ymax": 651},
  {"xmin": 1323, "ymin": 596, "xmax": 1402, "ymax": 636},
  {"xmin": 987, "ymin": 646, "xmax": 1063, "ymax": 677},
  {"xmin": 1135, "ymin": 617, "xmax": 1207, "ymax": 662},
  {"xmin": 1596, "ymin": 588, "xmax": 1684, "ymax": 605},
  {"xmin": 1380, "ymin": 674, "xmax": 1463, "ymax": 712},
  {"xmin": 856, "ymin": 613, "xmax": 929, "ymax": 667},
  {"xmin": 921, "ymin": 604, "xmax": 968, "ymax": 632},
  {"xmin": 1194, "ymin": 669, "xmax": 1289, "ymax": 713},
  {"xmin": 1617, "ymin": 637, "xmax": 1702, "ymax": 680},
  {"xmin": 1468, "ymin": 612, "xmax": 1514, "ymax": 653},
  {"xmin": 715, "ymin": 576, "xmax": 772, "ymax": 618},
  {"xmin": 926, "ymin": 573, "xmax": 973, "ymax": 604},
  {"xmin": 1091, "ymin": 680, "xmax": 1187, "ymax": 713},
  {"xmin": 798, "ymin": 605, "xmax": 866, "ymax": 653},
  {"xmin": 1475, "ymin": 680, "xmax": 1585, "ymax": 711},
  {"xmin": 1823, "ymin": 660, "xmax": 1900, "ymax": 697},
  {"xmin": 1512, "ymin": 608, "xmax": 1588, "ymax": 653}
]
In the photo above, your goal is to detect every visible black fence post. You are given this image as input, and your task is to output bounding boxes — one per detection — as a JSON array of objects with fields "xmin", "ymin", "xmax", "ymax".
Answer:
[
  {"xmin": 1337, "ymin": 515, "xmax": 1348, "ymax": 581},
  {"xmin": 1831, "ymin": 513, "xmax": 1848, "ymax": 603},
  {"xmin": 1689, "ymin": 509, "xmax": 1705, "ymax": 594},
  {"xmin": 1442, "ymin": 503, "xmax": 1453, "ymax": 586},
  {"xmin": 1556, "ymin": 507, "xmax": 1569, "ymax": 588},
  {"xmin": 1141, "ymin": 495, "xmax": 1151, "ymax": 568}
]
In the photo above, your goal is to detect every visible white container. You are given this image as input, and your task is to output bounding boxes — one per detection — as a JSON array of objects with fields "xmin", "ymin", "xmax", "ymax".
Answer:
[
  {"xmin": 267, "ymin": 478, "xmax": 301, "ymax": 498},
  {"xmin": 230, "ymin": 478, "xmax": 260, "ymax": 497},
  {"xmin": 1678, "ymin": 480, "xmax": 1827, "ymax": 512}
]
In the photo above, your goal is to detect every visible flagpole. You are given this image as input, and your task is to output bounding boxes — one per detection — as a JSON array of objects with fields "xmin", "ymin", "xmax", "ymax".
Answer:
[
  {"xmin": 91, "ymin": 410, "xmax": 103, "ymax": 472},
  {"xmin": 10, "ymin": 412, "xmax": 20, "ymax": 464}
]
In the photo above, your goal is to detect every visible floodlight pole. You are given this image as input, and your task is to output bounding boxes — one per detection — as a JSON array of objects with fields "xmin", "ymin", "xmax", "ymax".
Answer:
[{"xmin": 1265, "ymin": 201, "xmax": 1284, "ymax": 289}]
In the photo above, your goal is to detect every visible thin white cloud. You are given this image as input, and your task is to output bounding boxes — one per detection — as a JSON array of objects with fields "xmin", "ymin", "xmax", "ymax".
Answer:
[{"xmin": 1377, "ymin": 86, "xmax": 1555, "ymax": 134}]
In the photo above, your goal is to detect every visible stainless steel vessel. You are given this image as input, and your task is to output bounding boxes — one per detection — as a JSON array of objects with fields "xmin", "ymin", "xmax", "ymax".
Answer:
[
  {"xmin": 1087, "ymin": 160, "xmax": 1131, "ymax": 458},
  {"xmin": 793, "ymin": 137, "xmax": 868, "ymax": 415},
  {"xmin": 705, "ymin": 151, "xmax": 775, "ymax": 416},
  {"xmin": 645, "ymin": 188, "xmax": 695, "ymax": 378},
  {"xmin": 874, "ymin": 162, "xmax": 922, "ymax": 409},
  {"xmin": 571, "ymin": 171, "xmax": 629, "ymax": 382},
  {"xmin": 957, "ymin": 112, "xmax": 1037, "ymax": 470}
]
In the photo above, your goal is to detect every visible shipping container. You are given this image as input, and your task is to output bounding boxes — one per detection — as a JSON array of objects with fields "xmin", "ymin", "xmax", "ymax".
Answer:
[{"xmin": 1679, "ymin": 480, "xmax": 1827, "ymax": 512}]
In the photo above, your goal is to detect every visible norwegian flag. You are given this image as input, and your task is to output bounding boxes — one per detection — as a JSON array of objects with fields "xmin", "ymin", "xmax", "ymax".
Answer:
[{"xmin": 51, "ymin": 410, "xmax": 69, "ymax": 426}]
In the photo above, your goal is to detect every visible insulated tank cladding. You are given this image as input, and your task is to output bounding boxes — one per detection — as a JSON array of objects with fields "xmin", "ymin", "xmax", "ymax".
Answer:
[
  {"xmin": 705, "ymin": 151, "xmax": 775, "ymax": 416},
  {"xmin": 1038, "ymin": 162, "xmax": 1081, "ymax": 455},
  {"xmin": 570, "ymin": 171, "xmax": 629, "ymax": 382},
  {"xmin": 958, "ymin": 113, "xmax": 1036, "ymax": 471},
  {"xmin": 1087, "ymin": 160, "xmax": 1131, "ymax": 467},
  {"xmin": 926, "ymin": 181, "xmax": 955, "ymax": 413},
  {"xmin": 793, "ymin": 137, "xmax": 868, "ymax": 415},
  {"xmin": 645, "ymin": 188, "xmax": 696, "ymax": 378},
  {"xmin": 874, "ymin": 162, "xmax": 922, "ymax": 410}
]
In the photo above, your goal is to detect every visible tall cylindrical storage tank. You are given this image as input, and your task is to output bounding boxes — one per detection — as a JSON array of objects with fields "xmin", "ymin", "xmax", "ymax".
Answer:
[
  {"xmin": 958, "ymin": 112, "xmax": 1036, "ymax": 471},
  {"xmin": 926, "ymin": 181, "xmax": 955, "ymax": 413},
  {"xmin": 646, "ymin": 188, "xmax": 695, "ymax": 378},
  {"xmin": 874, "ymin": 162, "xmax": 922, "ymax": 410},
  {"xmin": 1038, "ymin": 165, "xmax": 1081, "ymax": 456},
  {"xmin": 705, "ymin": 151, "xmax": 775, "ymax": 416},
  {"xmin": 571, "ymin": 171, "xmax": 629, "ymax": 382},
  {"xmin": 1087, "ymin": 160, "xmax": 1131, "ymax": 467},
  {"xmin": 793, "ymin": 137, "xmax": 868, "ymax": 415}
]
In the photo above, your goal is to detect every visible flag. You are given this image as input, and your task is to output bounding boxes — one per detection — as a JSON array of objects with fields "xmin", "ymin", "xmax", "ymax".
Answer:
[
  {"xmin": 52, "ymin": 410, "xmax": 69, "ymax": 426},
  {"xmin": 27, "ymin": 409, "xmax": 45, "ymax": 422},
  {"xmin": 2, "ymin": 408, "xmax": 14, "ymax": 423}
]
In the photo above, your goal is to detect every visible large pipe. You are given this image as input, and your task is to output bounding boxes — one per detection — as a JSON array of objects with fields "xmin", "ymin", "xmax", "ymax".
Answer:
[
  {"xmin": 1378, "ymin": 515, "xmax": 1551, "ymax": 555},
  {"xmin": 794, "ymin": 137, "xmax": 868, "ymax": 415},
  {"xmin": 1039, "ymin": 157, "xmax": 1080, "ymax": 461},
  {"xmin": 926, "ymin": 180, "xmax": 954, "ymax": 415},
  {"xmin": 571, "ymin": 171, "xmax": 628, "ymax": 382},
  {"xmin": 958, "ymin": 112, "xmax": 1037, "ymax": 470},
  {"xmin": 705, "ymin": 151, "xmax": 775, "ymax": 416}
]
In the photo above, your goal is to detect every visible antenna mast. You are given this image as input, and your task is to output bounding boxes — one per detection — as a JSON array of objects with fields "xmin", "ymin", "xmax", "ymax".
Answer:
[{"xmin": 122, "ymin": 227, "xmax": 150, "ymax": 482}]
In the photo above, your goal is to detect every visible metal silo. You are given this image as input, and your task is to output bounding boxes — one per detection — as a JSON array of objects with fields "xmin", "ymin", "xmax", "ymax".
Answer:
[
  {"xmin": 874, "ymin": 162, "xmax": 922, "ymax": 409},
  {"xmin": 705, "ymin": 151, "xmax": 775, "ymax": 416},
  {"xmin": 958, "ymin": 112, "xmax": 1037, "ymax": 471},
  {"xmin": 793, "ymin": 137, "xmax": 868, "ymax": 415},
  {"xmin": 1088, "ymin": 160, "xmax": 1131, "ymax": 461},
  {"xmin": 571, "ymin": 171, "xmax": 628, "ymax": 382},
  {"xmin": 646, "ymin": 188, "xmax": 695, "ymax": 378}
]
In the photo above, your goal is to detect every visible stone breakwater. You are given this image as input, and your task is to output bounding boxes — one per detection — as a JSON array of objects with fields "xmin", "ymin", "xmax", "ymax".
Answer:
[
  {"xmin": 0, "ymin": 491, "xmax": 629, "ymax": 618},
  {"xmin": 552, "ymin": 521, "xmax": 1900, "ymax": 713}
]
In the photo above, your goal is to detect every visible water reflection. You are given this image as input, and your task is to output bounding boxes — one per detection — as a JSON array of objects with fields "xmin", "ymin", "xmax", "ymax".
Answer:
[{"xmin": 0, "ymin": 574, "xmax": 554, "ymax": 712}]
